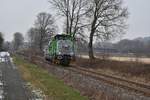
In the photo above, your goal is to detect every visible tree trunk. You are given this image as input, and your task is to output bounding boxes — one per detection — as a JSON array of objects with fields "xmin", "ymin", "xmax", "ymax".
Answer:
[
  {"xmin": 39, "ymin": 29, "xmax": 43, "ymax": 52},
  {"xmin": 88, "ymin": 32, "xmax": 95, "ymax": 59},
  {"xmin": 88, "ymin": 15, "xmax": 97, "ymax": 60},
  {"xmin": 66, "ymin": 0, "xmax": 69, "ymax": 34}
]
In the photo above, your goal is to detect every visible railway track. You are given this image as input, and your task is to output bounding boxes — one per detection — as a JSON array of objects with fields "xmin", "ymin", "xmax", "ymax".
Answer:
[
  {"xmin": 22, "ymin": 55, "xmax": 150, "ymax": 97},
  {"xmin": 69, "ymin": 66, "xmax": 150, "ymax": 97}
]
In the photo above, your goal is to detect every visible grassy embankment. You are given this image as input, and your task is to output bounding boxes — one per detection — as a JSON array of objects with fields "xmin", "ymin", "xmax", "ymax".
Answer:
[{"xmin": 13, "ymin": 56, "xmax": 88, "ymax": 100}]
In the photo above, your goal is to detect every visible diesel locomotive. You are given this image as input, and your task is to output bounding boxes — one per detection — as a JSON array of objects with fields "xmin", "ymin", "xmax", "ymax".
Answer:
[{"xmin": 44, "ymin": 34, "xmax": 75, "ymax": 66}]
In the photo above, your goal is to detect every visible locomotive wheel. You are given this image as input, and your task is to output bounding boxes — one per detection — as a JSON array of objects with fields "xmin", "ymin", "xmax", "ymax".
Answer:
[{"xmin": 60, "ymin": 58, "xmax": 70, "ymax": 66}]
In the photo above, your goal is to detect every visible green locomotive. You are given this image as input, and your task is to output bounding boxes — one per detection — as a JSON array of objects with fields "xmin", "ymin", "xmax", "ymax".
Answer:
[{"xmin": 44, "ymin": 34, "xmax": 75, "ymax": 66}]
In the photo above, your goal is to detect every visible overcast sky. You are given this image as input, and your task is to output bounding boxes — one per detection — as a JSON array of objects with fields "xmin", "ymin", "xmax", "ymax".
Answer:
[{"xmin": 0, "ymin": 0, "xmax": 150, "ymax": 41}]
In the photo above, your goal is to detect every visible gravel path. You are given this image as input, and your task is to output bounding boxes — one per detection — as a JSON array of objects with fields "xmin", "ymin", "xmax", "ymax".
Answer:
[{"xmin": 0, "ymin": 60, "xmax": 31, "ymax": 100}]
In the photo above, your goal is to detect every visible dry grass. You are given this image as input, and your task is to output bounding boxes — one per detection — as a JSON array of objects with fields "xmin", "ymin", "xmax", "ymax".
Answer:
[
  {"xmin": 80, "ymin": 55, "xmax": 150, "ymax": 64},
  {"xmin": 109, "ymin": 57, "xmax": 150, "ymax": 64}
]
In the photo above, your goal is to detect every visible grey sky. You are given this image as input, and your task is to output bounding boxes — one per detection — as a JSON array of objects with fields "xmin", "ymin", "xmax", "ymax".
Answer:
[
  {"xmin": 0, "ymin": 0, "xmax": 150, "ymax": 41},
  {"xmin": 123, "ymin": 0, "xmax": 150, "ymax": 40}
]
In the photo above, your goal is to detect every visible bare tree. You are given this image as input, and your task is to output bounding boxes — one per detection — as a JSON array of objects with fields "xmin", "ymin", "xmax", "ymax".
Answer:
[
  {"xmin": 34, "ymin": 12, "xmax": 56, "ymax": 51},
  {"xmin": 13, "ymin": 32, "xmax": 24, "ymax": 51},
  {"xmin": 87, "ymin": 0, "xmax": 128, "ymax": 59},
  {"xmin": 27, "ymin": 27, "xmax": 39, "ymax": 49},
  {"xmin": 49, "ymin": 0, "xmax": 89, "ymax": 38},
  {"xmin": 0, "ymin": 32, "xmax": 4, "ymax": 51}
]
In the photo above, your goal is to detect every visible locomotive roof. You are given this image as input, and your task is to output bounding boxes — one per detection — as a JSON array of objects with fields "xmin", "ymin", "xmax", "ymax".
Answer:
[{"xmin": 54, "ymin": 34, "xmax": 71, "ymax": 40}]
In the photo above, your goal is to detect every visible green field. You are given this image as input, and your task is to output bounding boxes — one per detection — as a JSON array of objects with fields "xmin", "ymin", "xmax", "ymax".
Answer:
[{"xmin": 13, "ymin": 56, "xmax": 88, "ymax": 100}]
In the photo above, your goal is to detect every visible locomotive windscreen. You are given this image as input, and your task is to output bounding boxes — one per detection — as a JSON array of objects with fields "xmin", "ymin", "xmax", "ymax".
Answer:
[{"xmin": 57, "ymin": 40, "xmax": 73, "ymax": 55}]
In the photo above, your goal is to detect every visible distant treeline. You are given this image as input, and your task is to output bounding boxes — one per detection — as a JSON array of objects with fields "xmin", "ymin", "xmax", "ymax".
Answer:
[
  {"xmin": 77, "ymin": 37, "xmax": 150, "ymax": 57},
  {"xmin": 94, "ymin": 37, "xmax": 150, "ymax": 56}
]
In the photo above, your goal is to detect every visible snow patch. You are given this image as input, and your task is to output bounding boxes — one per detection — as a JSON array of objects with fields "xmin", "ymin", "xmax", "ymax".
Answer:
[{"xmin": 25, "ymin": 83, "xmax": 46, "ymax": 100}]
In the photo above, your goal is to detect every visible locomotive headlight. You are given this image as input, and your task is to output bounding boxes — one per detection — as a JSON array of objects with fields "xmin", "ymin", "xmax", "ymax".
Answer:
[
  {"xmin": 57, "ymin": 55, "xmax": 62, "ymax": 59},
  {"xmin": 58, "ymin": 52, "xmax": 61, "ymax": 55}
]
